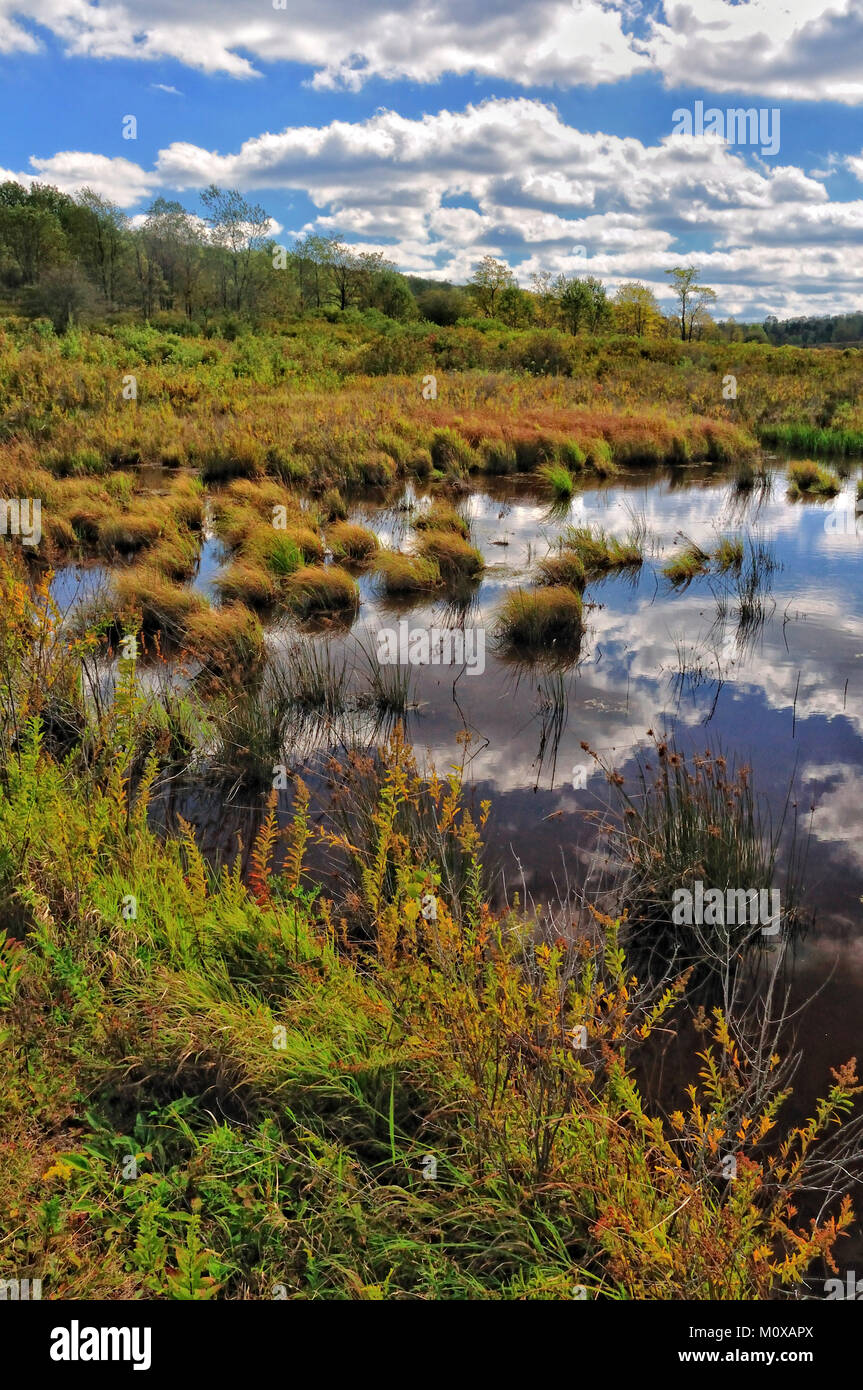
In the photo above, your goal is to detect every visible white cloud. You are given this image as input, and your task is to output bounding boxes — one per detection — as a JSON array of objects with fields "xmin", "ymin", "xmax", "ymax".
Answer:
[
  {"xmin": 11, "ymin": 97, "xmax": 863, "ymax": 315},
  {"xmin": 24, "ymin": 152, "xmax": 159, "ymax": 203},
  {"xmin": 645, "ymin": 0, "xmax": 863, "ymax": 105},
  {"xmin": 1, "ymin": 0, "xmax": 861, "ymax": 100}
]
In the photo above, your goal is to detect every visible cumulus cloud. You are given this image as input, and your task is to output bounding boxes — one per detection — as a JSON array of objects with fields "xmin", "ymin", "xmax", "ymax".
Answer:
[
  {"xmin": 10, "ymin": 97, "xmax": 863, "ymax": 314},
  {"xmin": 22, "ymin": 152, "xmax": 159, "ymax": 204},
  {"xmin": 645, "ymin": 0, "xmax": 863, "ymax": 105},
  {"xmin": 1, "ymin": 0, "xmax": 862, "ymax": 100}
]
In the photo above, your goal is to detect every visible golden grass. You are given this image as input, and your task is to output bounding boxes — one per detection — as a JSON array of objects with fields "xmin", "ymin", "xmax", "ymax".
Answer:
[
  {"xmin": 414, "ymin": 502, "xmax": 470, "ymax": 538},
  {"xmin": 416, "ymin": 529, "xmax": 484, "ymax": 579},
  {"xmin": 327, "ymin": 521, "xmax": 380, "ymax": 562},
  {"xmin": 286, "ymin": 564, "xmax": 359, "ymax": 617},
  {"xmin": 535, "ymin": 550, "xmax": 586, "ymax": 590},
  {"xmin": 496, "ymin": 586, "xmax": 584, "ymax": 649},
  {"xmin": 215, "ymin": 558, "xmax": 276, "ymax": 608},
  {"xmin": 114, "ymin": 566, "xmax": 206, "ymax": 634},
  {"xmin": 374, "ymin": 550, "xmax": 441, "ymax": 594},
  {"xmin": 184, "ymin": 602, "xmax": 265, "ymax": 678}
]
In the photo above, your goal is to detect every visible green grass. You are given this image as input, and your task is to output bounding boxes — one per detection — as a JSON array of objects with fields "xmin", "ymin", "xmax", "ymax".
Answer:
[
  {"xmin": 537, "ymin": 462, "xmax": 576, "ymax": 499},
  {"xmin": 761, "ymin": 422, "xmax": 863, "ymax": 457},
  {"xmin": 562, "ymin": 525, "xmax": 643, "ymax": 572},
  {"xmin": 663, "ymin": 541, "xmax": 711, "ymax": 584},
  {"xmin": 714, "ymin": 537, "xmax": 744, "ymax": 573}
]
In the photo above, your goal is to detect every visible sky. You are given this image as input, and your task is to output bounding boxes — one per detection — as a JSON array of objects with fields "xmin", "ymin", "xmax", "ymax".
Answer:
[{"xmin": 1, "ymin": 0, "xmax": 862, "ymax": 321}]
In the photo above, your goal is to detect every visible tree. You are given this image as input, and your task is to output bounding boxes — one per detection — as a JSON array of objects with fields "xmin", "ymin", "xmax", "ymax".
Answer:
[
  {"xmin": 529, "ymin": 270, "xmax": 562, "ymax": 327},
  {"xmin": 289, "ymin": 234, "xmax": 333, "ymax": 311},
  {"xmin": 141, "ymin": 198, "xmax": 204, "ymax": 319},
  {"xmin": 367, "ymin": 268, "xmax": 417, "ymax": 321},
  {"xmin": 0, "ymin": 201, "xmax": 66, "ymax": 284},
  {"xmin": 417, "ymin": 286, "xmax": 468, "ymax": 325},
  {"xmin": 69, "ymin": 190, "xmax": 129, "ymax": 307},
  {"xmin": 497, "ymin": 283, "xmax": 535, "ymax": 328},
  {"xmin": 584, "ymin": 276, "xmax": 612, "ymax": 333},
  {"xmin": 327, "ymin": 240, "xmax": 360, "ymax": 311},
  {"xmin": 665, "ymin": 266, "xmax": 717, "ymax": 342},
  {"xmin": 468, "ymin": 255, "xmax": 515, "ymax": 317},
  {"xmin": 24, "ymin": 264, "xmax": 101, "ymax": 332},
  {"xmin": 613, "ymin": 282, "xmax": 662, "ymax": 338},
  {"xmin": 200, "ymin": 185, "xmax": 270, "ymax": 313}
]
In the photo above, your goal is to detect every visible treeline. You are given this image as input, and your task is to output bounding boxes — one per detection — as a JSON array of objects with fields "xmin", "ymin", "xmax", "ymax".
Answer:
[
  {"xmin": 0, "ymin": 181, "xmax": 419, "ymax": 330},
  {"xmin": 1, "ymin": 181, "xmax": 857, "ymax": 346},
  {"xmin": 762, "ymin": 312, "xmax": 863, "ymax": 347}
]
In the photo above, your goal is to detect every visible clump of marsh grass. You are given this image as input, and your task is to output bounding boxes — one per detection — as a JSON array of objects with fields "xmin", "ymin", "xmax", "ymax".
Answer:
[
  {"xmin": 663, "ymin": 538, "xmax": 711, "ymax": 585},
  {"xmin": 184, "ymin": 602, "xmax": 265, "ymax": 681},
  {"xmin": 713, "ymin": 536, "xmax": 744, "ymax": 573},
  {"xmin": 562, "ymin": 524, "xmax": 643, "ymax": 572},
  {"xmin": 495, "ymin": 586, "xmax": 584, "ymax": 652},
  {"xmin": 286, "ymin": 564, "xmax": 359, "ymax": 617},
  {"xmin": 374, "ymin": 550, "xmax": 441, "ymax": 595},
  {"xmin": 356, "ymin": 637, "xmax": 417, "ymax": 719},
  {"xmin": 587, "ymin": 735, "xmax": 807, "ymax": 984},
  {"xmin": 114, "ymin": 566, "xmax": 206, "ymax": 636},
  {"xmin": 537, "ymin": 462, "xmax": 575, "ymax": 499},
  {"xmin": 327, "ymin": 521, "xmax": 380, "ymax": 563},
  {"xmin": 416, "ymin": 530, "xmax": 484, "ymax": 581},
  {"xmin": 534, "ymin": 549, "xmax": 586, "ymax": 591},
  {"xmin": 787, "ymin": 460, "xmax": 841, "ymax": 498},
  {"xmin": 284, "ymin": 640, "xmax": 349, "ymax": 716},
  {"xmin": 414, "ymin": 502, "xmax": 470, "ymax": 539},
  {"xmin": 215, "ymin": 558, "xmax": 276, "ymax": 608}
]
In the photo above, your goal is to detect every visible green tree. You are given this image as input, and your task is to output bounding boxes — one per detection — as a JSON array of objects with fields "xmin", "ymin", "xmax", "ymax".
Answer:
[
  {"xmin": 468, "ymin": 255, "xmax": 515, "ymax": 318},
  {"xmin": 0, "ymin": 201, "xmax": 66, "ymax": 284},
  {"xmin": 24, "ymin": 263, "xmax": 101, "ymax": 332},
  {"xmin": 200, "ymin": 185, "xmax": 270, "ymax": 313},
  {"xmin": 613, "ymin": 282, "xmax": 662, "ymax": 337},
  {"xmin": 417, "ymin": 286, "xmax": 468, "ymax": 325},
  {"xmin": 497, "ymin": 283, "xmax": 535, "ymax": 328},
  {"xmin": 664, "ymin": 265, "xmax": 717, "ymax": 342}
]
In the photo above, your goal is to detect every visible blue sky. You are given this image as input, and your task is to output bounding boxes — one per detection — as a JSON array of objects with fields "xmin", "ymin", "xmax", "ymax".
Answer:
[{"xmin": 1, "ymin": 1, "xmax": 863, "ymax": 319}]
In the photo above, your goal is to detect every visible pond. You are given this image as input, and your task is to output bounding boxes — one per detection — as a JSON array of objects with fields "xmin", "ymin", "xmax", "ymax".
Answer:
[{"xmin": 53, "ymin": 457, "xmax": 863, "ymax": 1199}]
